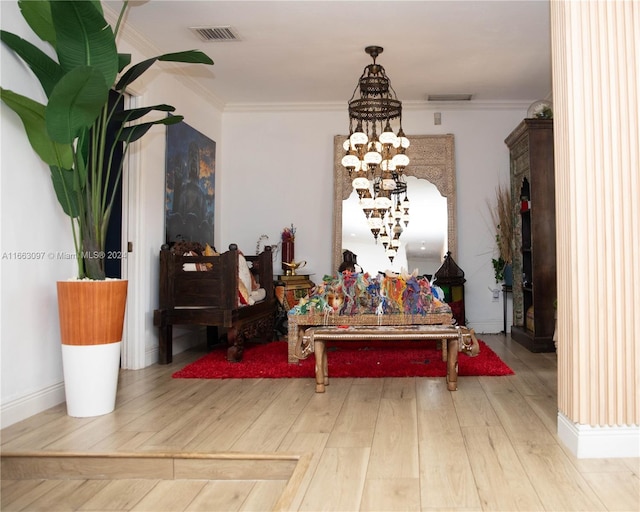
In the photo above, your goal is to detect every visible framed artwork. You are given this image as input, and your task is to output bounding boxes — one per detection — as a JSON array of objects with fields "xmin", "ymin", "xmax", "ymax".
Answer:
[{"xmin": 164, "ymin": 120, "xmax": 216, "ymax": 246}]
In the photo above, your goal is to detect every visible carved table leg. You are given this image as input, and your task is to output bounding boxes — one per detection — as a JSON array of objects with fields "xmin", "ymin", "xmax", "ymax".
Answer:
[
  {"xmin": 288, "ymin": 323, "xmax": 299, "ymax": 363},
  {"xmin": 226, "ymin": 327, "xmax": 244, "ymax": 362},
  {"xmin": 314, "ymin": 340, "xmax": 327, "ymax": 392},
  {"xmin": 322, "ymin": 344, "xmax": 328, "ymax": 386},
  {"xmin": 289, "ymin": 324, "xmax": 309, "ymax": 363},
  {"xmin": 446, "ymin": 338, "xmax": 459, "ymax": 391}
]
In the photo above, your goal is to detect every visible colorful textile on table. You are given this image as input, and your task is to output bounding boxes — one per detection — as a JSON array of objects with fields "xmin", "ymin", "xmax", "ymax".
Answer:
[{"xmin": 289, "ymin": 270, "xmax": 451, "ymax": 317}]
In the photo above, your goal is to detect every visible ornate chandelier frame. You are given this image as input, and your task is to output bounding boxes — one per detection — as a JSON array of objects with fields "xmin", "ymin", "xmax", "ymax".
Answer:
[{"xmin": 342, "ymin": 46, "xmax": 410, "ymax": 263}]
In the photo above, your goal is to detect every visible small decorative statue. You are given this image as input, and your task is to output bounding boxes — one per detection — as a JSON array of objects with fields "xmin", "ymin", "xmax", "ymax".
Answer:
[
  {"xmin": 281, "ymin": 224, "xmax": 296, "ymax": 273},
  {"xmin": 339, "ymin": 249, "xmax": 361, "ymax": 273}
]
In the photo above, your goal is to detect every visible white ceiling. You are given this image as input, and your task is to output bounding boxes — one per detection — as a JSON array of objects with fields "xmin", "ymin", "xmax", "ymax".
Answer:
[{"xmin": 107, "ymin": 0, "xmax": 552, "ymax": 108}]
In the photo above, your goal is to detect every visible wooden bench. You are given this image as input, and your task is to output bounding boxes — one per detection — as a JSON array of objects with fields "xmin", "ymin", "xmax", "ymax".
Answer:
[
  {"xmin": 300, "ymin": 325, "xmax": 479, "ymax": 392},
  {"xmin": 153, "ymin": 244, "xmax": 275, "ymax": 364}
]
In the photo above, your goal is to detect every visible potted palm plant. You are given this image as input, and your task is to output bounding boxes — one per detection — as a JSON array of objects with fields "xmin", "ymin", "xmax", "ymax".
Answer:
[
  {"xmin": 489, "ymin": 184, "xmax": 514, "ymax": 285},
  {"xmin": 1, "ymin": 0, "xmax": 213, "ymax": 416}
]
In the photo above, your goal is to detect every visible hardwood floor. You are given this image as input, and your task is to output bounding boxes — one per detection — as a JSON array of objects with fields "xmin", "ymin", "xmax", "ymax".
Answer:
[{"xmin": 1, "ymin": 334, "xmax": 638, "ymax": 511}]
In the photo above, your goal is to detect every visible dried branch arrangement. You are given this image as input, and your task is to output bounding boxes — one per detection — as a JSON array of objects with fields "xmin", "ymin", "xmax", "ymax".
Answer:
[{"xmin": 488, "ymin": 184, "xmax": 514, "ymax": 281}]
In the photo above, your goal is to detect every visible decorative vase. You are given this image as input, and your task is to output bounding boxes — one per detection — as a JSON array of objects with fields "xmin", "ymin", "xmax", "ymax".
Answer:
[
  {"xmin": 282, "ymin": 240, "xmax": 295, "ymax": 273},
  {"xmin": 57, "ymin": 279, "xmax": 128, "ymax": 417}
]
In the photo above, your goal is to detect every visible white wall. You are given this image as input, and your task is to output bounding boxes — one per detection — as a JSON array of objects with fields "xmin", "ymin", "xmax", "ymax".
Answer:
[
  {"xmin": 0, "ymin": 2, "xmax": 222, "ymax": 426},
  {"xmin": 221, "ymin": 106, "xmax": 526, "ymax": 331},
  {"xmin": 1, "ymin": 1, "xmax": 75, "ymax": 426},
  {"xmin": 219, "ymin": 109, "xmax": 342, "ymax": 273}
]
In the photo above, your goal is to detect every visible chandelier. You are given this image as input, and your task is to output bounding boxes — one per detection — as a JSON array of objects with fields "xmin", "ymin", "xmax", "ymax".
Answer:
[{"xmin": 341, "ymin": 46, "xmax": 410, "ymax": 263}]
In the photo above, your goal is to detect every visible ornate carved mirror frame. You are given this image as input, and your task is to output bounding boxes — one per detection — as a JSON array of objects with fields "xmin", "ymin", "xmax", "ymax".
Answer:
[{"xmin": 332, "ymin": 134, "xmax": 457, "ymax": 271}]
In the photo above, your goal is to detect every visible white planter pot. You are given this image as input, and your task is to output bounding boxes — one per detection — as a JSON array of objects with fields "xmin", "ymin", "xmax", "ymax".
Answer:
[{"xmin": 62, "ymin": 341, "xmax": 121, "ymax": 417}]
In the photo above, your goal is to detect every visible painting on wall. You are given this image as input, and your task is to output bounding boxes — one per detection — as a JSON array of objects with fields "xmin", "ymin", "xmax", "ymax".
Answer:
[{"xmin": 164, "ymin": 120, "xmax": 216, "ymax": 246}]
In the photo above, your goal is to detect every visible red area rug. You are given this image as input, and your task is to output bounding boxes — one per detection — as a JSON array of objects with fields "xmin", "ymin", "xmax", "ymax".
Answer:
[{"xmin": 172, "ymin": 339, "xmax": 514, "ymax": 379}]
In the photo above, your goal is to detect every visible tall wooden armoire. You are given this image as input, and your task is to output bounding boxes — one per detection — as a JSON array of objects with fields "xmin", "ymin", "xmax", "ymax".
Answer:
[{"xmin": 505, "ymin": 119, "xmax": 557, "ymax": 352}]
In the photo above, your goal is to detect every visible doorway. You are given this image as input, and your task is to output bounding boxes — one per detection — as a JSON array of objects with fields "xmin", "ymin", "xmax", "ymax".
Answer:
[{"xmin": 104, "ymin": 89, "xmax": 124, "ymax": 279}]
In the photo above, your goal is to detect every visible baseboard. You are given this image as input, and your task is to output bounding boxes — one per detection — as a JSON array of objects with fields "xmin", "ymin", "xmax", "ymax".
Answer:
[
  {"xmin": 557, "ymin": 412, "xmax": 640, "ymax": 458},
  {"xmin": 467, "ymin": 320, "xmax": 504, "ymax": 334},
  {"xmin": 145, "ymin": 345, "xmax": 160, "ymax": 367},
  {"xmin": 1, "ymin": 383, "xmax": 65, "ymax": 429},
  {"xmin": 146, "ymin": 327, "xmax": 204, "ymax": 367}
]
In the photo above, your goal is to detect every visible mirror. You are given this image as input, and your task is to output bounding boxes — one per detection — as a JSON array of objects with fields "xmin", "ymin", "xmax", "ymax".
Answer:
[{"xmin": 332, "ymin": 134, "xmax": 457, "ymax": 274}]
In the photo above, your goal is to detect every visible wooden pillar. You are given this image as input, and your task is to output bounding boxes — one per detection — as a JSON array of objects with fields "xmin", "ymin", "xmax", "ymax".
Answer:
[{"xmin": 550, "ymin": 0, "xmax": 639, "ymax": 457}]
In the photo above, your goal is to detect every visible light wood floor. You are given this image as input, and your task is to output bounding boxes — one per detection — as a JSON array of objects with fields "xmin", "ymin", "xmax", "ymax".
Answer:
[{"xmin": 1, "ymin": 334, "xmax": 638, "ymax": 511}]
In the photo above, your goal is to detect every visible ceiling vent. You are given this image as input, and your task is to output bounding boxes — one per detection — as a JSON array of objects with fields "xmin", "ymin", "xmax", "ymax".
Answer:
[
  {"xmin": 427, "ymin": 94, "xmax": 473, "ymax": 102},
  {"xmin": 190, "ymin": 26, "xmax": 240, "ymax": 42}
]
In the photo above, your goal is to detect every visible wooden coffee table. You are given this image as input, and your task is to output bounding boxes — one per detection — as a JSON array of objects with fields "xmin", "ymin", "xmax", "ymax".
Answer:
[
  {"xmin": 287, "ymin": 312, "xmax": 479, "ymax": 391},
  {"xmin": 287, "ymin": 312, "xmax": 454, "ymax": 363},
  {"xmin": 301, "ymin": 324, "xmax": 479, "ymax": 392}
]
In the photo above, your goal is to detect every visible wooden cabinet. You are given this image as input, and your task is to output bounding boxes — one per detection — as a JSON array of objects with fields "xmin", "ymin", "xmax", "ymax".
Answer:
[
  {"xmin": 505, "ymin": 119, "xmax": 556, "ymax": 352},
  {"xmin": 277, "ymin": 274, "xmax": 314, "ymax": 309}
]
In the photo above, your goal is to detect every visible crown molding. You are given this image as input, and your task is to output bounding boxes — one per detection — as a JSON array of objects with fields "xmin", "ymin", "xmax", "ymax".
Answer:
[
  {"xmin": 405, "ymin": 100, "xmax": 533, "ymax": 111},
  {"xmin": 224, "ymin": 101, "xmax": 345, "ymax": 113},
  {"xmin": 224, "ymin": 99, "xmax": 533, "ymax": 114}
]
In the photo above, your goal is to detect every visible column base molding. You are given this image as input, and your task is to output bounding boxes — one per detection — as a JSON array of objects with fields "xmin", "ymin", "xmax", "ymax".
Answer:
[{"xmin": 558, "ymin": 412, "xmax": 640, "ymax": 459}]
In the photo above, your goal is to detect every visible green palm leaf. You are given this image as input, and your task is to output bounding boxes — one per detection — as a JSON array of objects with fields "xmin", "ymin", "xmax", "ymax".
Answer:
[
  {"xmin": 113, "ymin": 104, "xmax": 176, "ymax": 123},
  {"xmin": 0, "ymin": 87, "xmax": 73, "ymax": 169},
  {"xmin": 18, "ymin": 0, "xmax": 55, "ymax": 46},
  {"xmin": 158, "ymin": 50, "xmax": 214, "ymax": 65},
  {"xmin": 50, "ymin": 1, "xmax": 118, "ymax": 87},
  {"xmin": 119, "ymin": 115, "xmax": 184, "ymax": 143},
  {"xmin": 0, "ymin": 30, "xmax": 63, "ymax": 97},
  {"xmin": 115, "ymin": 51, "xmax": 213, "ymax": 91},
  {"xmin": 45, "ymin": 66, "xmax": 110, "ymax": 144},
  {"xmin": 50, "ymin": 165, "xmax": 80, "ymax": 218}
]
